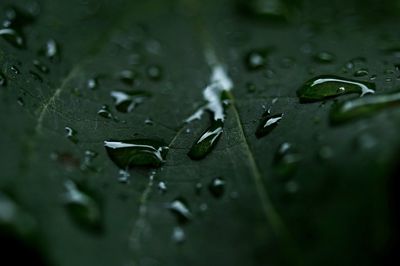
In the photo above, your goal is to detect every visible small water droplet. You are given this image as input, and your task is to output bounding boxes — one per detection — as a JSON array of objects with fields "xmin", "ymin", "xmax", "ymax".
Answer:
[
  {"xmin": 195, "ymin": 182, "xmax": 203, "ymax": 195},
  {"xmin": 354, "ymin": 69, "xmax": 369, "ymax": 77},
  {"xmin": 313, "ymin": 52, "xmax": 335, "ymax": 63},
  {"xmin": 199, "ymin": 203, "xmax": 208, "ymax": 212},
  {"xmin": 146, "ymin": 65, "xmax": 163, "ymax": 81},
  {"xmin": 144, "ymin": 118, "xmax": 154, "ymax": 125},
  {"xmin": 297, "ymin": 75, "xmax": 375, "ymax": 103},
  {"xmin": 118, "ymin": 170, "xmax": 131, "ymax": 184},
  {"xmin": 158, "ymin": 181, "xmax": 167, "ymax": 194},
  {"xmin": 0, "ymin": 72, "xmax": 6, "ymax": 86},
  {"xmin": 168, "ymin": 198, "xmax": 192, "ymax": 224},
  {"xmin": 255, "ymin": 112, "xmax": 283, "ymax": 138},
  {"xmin": 97, "ymin": 105, "xmax": 114, "ymax": 119},
  {"xmin": 10, "ymin": 65, "xmax": 20, "ymax": 75},
  {"xmin": 80, "ymin": 150, "xmax": 98, "ymax": 172},
  {"xmin": 0, "ymin": 28, "xmax": 24, "ymax": 48},
  {"xmin": 111, "ymin": 90, "xmax": 151, "ymax": 113},
  {"xmin": 63, "ymin": 180, "xmax": 102, "ymax": 233},
  {"xmin": 274, "ymin": 142, "xmax": 301, "ymax": 178},
  {"xmin": 44, "ymin": 39, "xmax": 59, "ymax": 59},
  {"xmin": 241, "ymin": 0, "xmax": 287, "ymax": 19},
  {"xmin": 32, "ymin": 59, "xmax": 49, "ymax": 74},
  {"xmin": 245, "ymin": 50, "xmax": 268, "ymax": 71},
  {"xmin": 208, "ymin": 177, "xmax": 226, "ymax": 198},
  {"xmin": 87, "ymin": 78, "xmax": 98, "ymax": 90},
  {"xmin": 188, "ymin": 120, "xmax": 223, "ymax": 160},
  {"xmin": 65, "ymin": 127, "xmax": 78, "ymax": 143},
  {"xmin": 171, "ymin": 226, "xmax": 185, "ymax": 244},
  {"xmin": 104, "ymin": 139, "xmax": 169, "ymax": 169},
  {"xmin": 330, "ymin": 90, "xmax": 400, "ymax": 125},
  {"xmin": 17, "ymin": 97, "xmax": 24, "ymax": 106},
  {"xmin": 118, "ymin": 70, "xmax": 138, "ymax": 86}
]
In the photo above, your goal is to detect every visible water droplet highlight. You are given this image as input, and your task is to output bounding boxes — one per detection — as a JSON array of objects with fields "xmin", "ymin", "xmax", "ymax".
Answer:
[
  {"xmin": 245, "ymin": 50, "xmax": 268, "ymax": 71},
  {"xmin": 188, "ymin": 120, "xmax": 223, "ymax": 160},
  {"xmin": 111, "ymin": 90, "xmax": 151, "ymax": 113},
  {"xmin": 65, "ymin": 127, "xmax": 78, "ymax": 143},
  {"xmin": 297, "ymin": 75, "xmax": 375, "ymax": 103},
  {"xmin": 255, "ymin": 112, "xmax": 283, "ymax": 138},
  {"xmin": 168, "ymin": 198, "xmax": 192, "ymax": 224},
  {"xmin": 146, "ymin": 65, "xmax": 163, "ymax": 81},
  {"xmin": 104, "ymin": 139, "xmax": 169, "ymax": 169}
]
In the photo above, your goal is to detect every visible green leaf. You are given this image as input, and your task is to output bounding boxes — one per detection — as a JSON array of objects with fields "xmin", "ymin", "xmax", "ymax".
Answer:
[{"xmin": 1, "ymin": 0, "xmax": 399, "ymax": 266}]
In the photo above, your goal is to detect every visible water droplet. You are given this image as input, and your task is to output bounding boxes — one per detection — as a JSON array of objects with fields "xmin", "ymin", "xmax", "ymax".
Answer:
[
  {"xmin": 188, "ymin": 120, "xmax": 223, "ymax": 160},
  {"xmin": 171, "ymin": 226, "xmax": 185, "ymax": 244},
  {"xmin": 208, "ymin": 177, "xmax": 226, "ymax": 198},
  {"xmin": 274, "ymin": 142, "xmax": 301, "ymax": 178},
  {"xmin": 44, "ymin": 39, "xmax": 59, "ymax": 60},
  {"xmin": 0, "ymin": 73, "xmax": 7, "ymax": 86},
  {"xmin": 63, "ymin": 180, "xmax": 102, "ymax": 233},
  {"xmin": 118, "ymin": 170, "xmax": 131, "ymax": 184},
  {"xmin": 245, "ymin": 50, "xmax": 268, "ymax": 71},
  {"xmin": 144, "ymin": 118, "xmax": 154, "ymax": 125},
  {"xmin": 97, "ymin": 105, "xmax": 114, "ymax": 119},
  {"xmin": 241, "ymin": 0, "xmax": 287, "ymax": 19},
  {"xmin": 255, "ymin": 112, "xmax": 283, "ymax": 138},
  {"xmin": 65, "ymin": 127, "xmax": 78, "ymax": 143},
  {"xmin": 168, "ymin": 198, "xmax": 192, "ymax": 224},
  {"xmin": 297, "ymin": 75, "xmax": 375, "ymax": 103},
  {"xmin": 199, "ymin": 203, "xmax": 208, "ymax": 212},
  {"xmin": 313, "ymin": 52, "xmax": 335, "ymax": 63},
  {"xmin": 111, "ymin": 90, "xmax": 151, "ymax": 113},
  {"xmin": 104, "ymin": 139, "xmax": 169, "ymax": 169},
  {"xmin": 87, "ymin": 78, "xmax": 98, "ymax": 90},
  {"xmin": 146, "ymin": 65, "xmax": 163, "ymax": 81},
  {"xmin": 17, "ymin": 97, "xmax": 24, "ymax": 106},
  {"xmin": 330, "ymin": 90, "xmax": 400, "ymax": 125},
  {"xmin": 158, "ymin": 181, "xmax": 167, "ymax": 194},
  {"xmin": 10, "ymin": 65, "xmax": 19, "ymax": 75},
  {"xmin": 0, "ymin": 28, "xmax": 24, "ymax": 48},
  {"xmin": 195, "ymin": 182, "xmax": 203, "ymax": 195},
  {"xmin": 354, "ymin": 69, "xmax": 369, "ymax": 77},
  {"xmin": 32, "ymin": 59, "xmax": 48, "ymax": 74},
  {"xmin": 118, "ymin": 70, "xmax": 138, "ymax": 86},
  {"xmin": 80, "ymin": 150, "xmax": 98, "ymax": 172}
]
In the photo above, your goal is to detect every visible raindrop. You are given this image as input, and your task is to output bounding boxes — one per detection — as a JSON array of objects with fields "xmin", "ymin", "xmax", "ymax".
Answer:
[
  {"xmin": 65, "ymin": 127, "xmax": 78, "ymax": 143},
  {"xmin": 110, "ymin": 90, "xmax": 151, "ymax": 113},
  {"xmin": 168, "ymin": 198, "xmax": 192, "ymax": 224},
  {"xmin": 297, "ymin": 75, "xmax": 375, "ymax": 103},
  {"xmin": 354, "ymin": 69, "xmax": 369, "ymax": 77},
  {"xmin": 118, "ymin": 70, "xmax": 138, "ymax": 86},
  {"xmin": 144, "ymin": 118, "xmax": 154, "ymax": 125},
  {"xmin": 0, "ymin": 72, "xmax": 6, "ymax": 86},
  {"xmin": 32, "ymin": 59, "xmax": 49, "ymax": 74},
  {"xmin": 104, "ymin": 139, "xmax": 169, "ymax": 169},
  {"xmin": 87, "ymin": 78, "xmax": 98, "ymax": 90},
  {"xmin": 80, "ymin": 150, "xmax": 98, "ymax": 171},
  {"xmin": 313, "ymin": 52, "xmax": 335, "ymax": 63},
  {"xmin": 63, "ymin": 180, "xmax": 102, "ymax": 233},
  {"xmin": 44, "ymin": 39, "xmax": 59, "ymax": 59},
  {"xmin": 244, "ymin": 50, "xmax": 268, "ymax": 71},
  {"xmin": 0, "ymin": 28, "xmax": 24, "ymax": 48},
  {"xmin": 330, "ymin": 90, "xmax": 400, "ymax": 125},
  {"xmin": 274, "ymin": 142, "xmax": 301, "ymax": 178},
  {"xmin": 158, "ymin": 181, "xmax": 167, "ymax": 194},
  {"xmin": 188, "ymin": 120, "xmax": 223, "ymax": 160},
  {"xmin": 208, "ymin": 177, "xmax": 226, "ymax": 198},
  {"xmin": 255, "ymin": 112, "xmax": 283, "ymax": 138},
  {"xmin": 241, "ymin": 0, "xmax": 287, "ymax": 19},
  {"xmin": 9, "ymin": 65, "xmax": 20, "ymax": 75},
  {"xmin": 17, "ymin": 97, "xmax": 24, "ymax": 106},
  {"xmin": 146, "ymin": 65, "xmax": 163, "ymax": 81},
  {"xmin": 171, "ymin": 226, "xmax": 185, "ymax": 244},
  {"xmin": 118, "ymin": 170, "xmax": 131, "ymax": 184},
  {"xmin": 97, "ymin": 105, "xmax": 114, "ymax": 119}
]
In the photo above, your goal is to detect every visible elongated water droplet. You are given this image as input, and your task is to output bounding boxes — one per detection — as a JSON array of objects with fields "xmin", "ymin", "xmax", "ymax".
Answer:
[
  {"xmin": 158, "ymin": 181, "xmax": 167, "ymax": 194},
  {"xmin": 111, "ymin": 90, "xmax": 151, "ymax": 113},
  {"xmin": 297, "ymin": 75, "xmax": 375, "ymax": 103},
  {"xmin": 330, "ymin": 91, "xmax": 400, "ymax": 125},
  {"xmin": 32, "ymin": 60, "xmax": 48, "ymax": 74},
  {"xmin": 168, "ymin": 198, "xmax": 192, "ymax": 224},
  {"xmin": 354, "ymin": 69, "xmax": 369, "ymax": 77},
  {"xmin": 146, "ymin": 65, "xmax": 163, "ymax": 81},
  {"xmin": 0, "ymin": 72, "xmax": 6, "ymax": 86},
  {"xmin": 44, "ymin": 39, "xmax": 59, "ymax": 59},
  {"xmin": 256, "ymin": 112, "xmax": 283, "ymax": 138},
  {"xmin": 245, "ymin": 49, "xmax": 268, "ymax": 71},
  {"xmin": 144, "ymin": 118, "xmax": 154, "ymax": 125},
  {"xmin": 104, "ymin": 139, "xmax": 168, "ymax": 169},
  {"xmin": 208, "ymin": 177, "xmax": 226, "ymax": 198},
  {"xmin": 0, "ymin": 28, "xmax": 24, "ymax": 48},
  {"xmin": 274, "ymin": 142, "xmax": 301, "ymax": 178},
  {"xmin": 188, "ymin": 120, "xmax": 223, "ymax": 160},
  {"xmin": 65, "ymin": 127, "xmax": 78, "ymax": 143},
  {"xmin": 63, "ymin": 180, "xmax": 102, "ymax": 233}
]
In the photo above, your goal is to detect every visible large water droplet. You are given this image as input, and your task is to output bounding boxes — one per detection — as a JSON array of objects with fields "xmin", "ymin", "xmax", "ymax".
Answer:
[
  {"xmin": 63, "ymin": 180, "xmax": 102, "ymax": 233},
  {"xmin": 208, "ymin": 177, "xmax": 226, "ymax": 198},
  {"xmin": 255, "ymin": 112, "xmax": 283, "ymax": 138},
  {"xmin": 118, "ymin": 70, "xmax": 138, "ymax": 86},
  {"xmin": 111, "ymin": 90, "xmax": 151, "ymax": 113},
  {"xmin": 297, "ymin": 75, "xmax": 375, "ymax": 103},
  {"xmin": 0, "ymin": 28, "xmax": 24, "ymax": 48},
  {"xmin": 188, "ymin": 120, "xmax": 223, "ymax": 160},
  {"xmin": 104, "ymin": 139, "xmax": 169, "ymax": 169},
  {"xmin": 168, "ymin": 198, "xmax": 192, "ymax": 224},
  {"xmin": 274, "ymin": 142, "xmax": 301, "ymax": 178},
  {"xmin": 330, "ymin": 91, "xmax": 400, "ymax": 125}
]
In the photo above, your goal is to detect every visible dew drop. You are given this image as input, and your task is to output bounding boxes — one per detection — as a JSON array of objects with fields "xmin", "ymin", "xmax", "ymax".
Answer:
[
  {"xmin": 354, "ymin": 69, "xmax": 369, "ymax": 77},
  {"xmin": 65, "ymin": 127, "xmax": 78, "ymax": 143},
  {"xmin": 118, "ymin": 170, "xmax": 131, "ymax": 184},
  {"xmin": 245, "ymin": 50, "xmax": 268, "ymax": 71},
  {"xmin": 111, "ymin": 90, "xmax": 151, "ymax": 113},
  {"xmin": 241, "ymin": 0, "xmax": 287, "ymax": 19},
  {"xmin": 274, "ymin": 142, "xmax": 301, "ymax": 178},
  {"xmin": 63, "ymin": 180, "xmax": 102, "ymax": 233},
  {"xmin": 255, "ymin": 112, "xmax": 283, "ymax": 138},
  {"xmin": 195, "ymin": 182, "xmax": 203, "ymax": 195},
  {"xmin": 9, "ymin": 65, "xmax": 20, "ymax": 75},
  {"xmin": 0, "ymin": 73, "xmax": 7, "ymax": 86},
  {"xmin": 146, "ymin": 65, "xmax": 163, "ymax": 81},
  {"xmin": 208, "ymin": 177, "xmax": 226, "ymax": 198},
  {"xmin": 330, "ymin": 90, "xmax": 400, "ymax": 125},
  {"xmin": 297, "ymin": 75, "xmax": 375, "ymax": 103},
  {"xmin": 158, "ymin": 181, "xmax": 167, "ymax": 194},
  {"xmin": 313, "ymin": 52, "xmax": 335, "ymax": 63},
  {"xmin": 188, "ymin": 120, "xmax": 223, "ymax": 160},
  {"xmin": 144, "ymin": 118, "xmax": 154, "ymax": 125},
  {"xmin": 168, "ymin": 198, "xmax": 192, "ymax": 224},
  {"xmin": 80, "ymin": 150, "xmax": 98, "ymax": 172},
  {"xmin": 44, "ymin": 39, "xmax": 59, "ymax": 59},
  {"xmin": 118, "ymin": 70, "xmax": 138, "ymax": 86},
  {"xmin": 87, "ymin": 78, "xmax": 98, "ymax": 90},
  {"xmin": 172, "ymin": 226, "xmax": 185, "ymax": 244},
  {"xmin": 32, "ymin": 59, "xmax": 49, "ymax": 74},
  {"xmin": 0, "ymin": 28, "xmax": 24, "ymax": 48},
  {"xmin": 104, "ymin": 139, "xmax": 169, "ymax": 169},
  {"xmin": 97, "ymin": 105, "xmax": 114, "ymax": 119}
]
